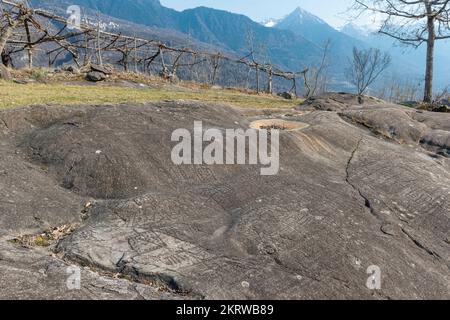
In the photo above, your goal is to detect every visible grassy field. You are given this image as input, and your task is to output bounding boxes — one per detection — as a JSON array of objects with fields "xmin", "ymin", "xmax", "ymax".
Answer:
[{"xmin": 0, "ymin": 80, "xmax": 302, "ymax": 110}]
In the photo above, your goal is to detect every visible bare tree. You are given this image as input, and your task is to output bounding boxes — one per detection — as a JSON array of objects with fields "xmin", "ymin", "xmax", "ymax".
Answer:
[
  {"xmin": 346, "ymin": 47, "xmax": 391, "ymax": 97},
  {"xmin": 353, "ymin": 0, "xmax": 450, "ymax": 103},
  {"xmin": 302, "ymin": 40, "xmax": 331, "ymax": 98},
  {"xmin": 0, "ymin": 2, "xmax": 30, "ymax": 66},
  {"xmin": 434, "ymin": 85, "xmax": 449, "ymax": 102},
  {"xmin": 0, "ymin": 0, "xmax": 302, "ymax": 92},
  {"xmin": 244, "ymin": 28, "xmax": 271, "ymax": 93}
]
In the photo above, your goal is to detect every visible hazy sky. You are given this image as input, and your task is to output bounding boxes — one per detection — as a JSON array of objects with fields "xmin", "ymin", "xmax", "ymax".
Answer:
[{"xmin": 160, "ymin": 0, "xmax": 356, "ymax": 28}]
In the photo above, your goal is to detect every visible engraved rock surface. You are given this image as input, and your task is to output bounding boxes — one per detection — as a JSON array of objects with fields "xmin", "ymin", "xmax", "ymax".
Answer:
[{"xmin": 0, "ymin": 96, "xmax": 449, "ymax": 299}]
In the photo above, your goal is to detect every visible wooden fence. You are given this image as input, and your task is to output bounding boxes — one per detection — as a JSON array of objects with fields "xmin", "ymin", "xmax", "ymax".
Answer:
[{"xmin": 1, "ymin": 0, "xmax": 308, "ymax": 93}]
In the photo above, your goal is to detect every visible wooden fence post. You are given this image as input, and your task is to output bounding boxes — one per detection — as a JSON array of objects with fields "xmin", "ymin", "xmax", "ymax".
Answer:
[
  {"xmin": 24, "ymin": 19, "xmax": 33, "ymax": 69},
  {"xmin": 267, "ymin": 67, "xmax": 273, "ymax": 94}
]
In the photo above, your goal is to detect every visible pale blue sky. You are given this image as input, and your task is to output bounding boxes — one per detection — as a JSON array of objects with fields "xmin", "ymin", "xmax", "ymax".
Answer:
[{"xmin": 160, "ymin": 0, "xmax": 355, "ymax": 28}]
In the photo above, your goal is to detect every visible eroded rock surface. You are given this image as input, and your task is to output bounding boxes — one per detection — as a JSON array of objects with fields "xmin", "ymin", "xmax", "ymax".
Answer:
[{"xmin": 0, "ymin": 96, "xmax": 449, "ymax": 299}]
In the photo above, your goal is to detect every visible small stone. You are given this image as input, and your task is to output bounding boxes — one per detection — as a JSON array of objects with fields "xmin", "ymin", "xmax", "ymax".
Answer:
[
  {"xmin": 13, "ymin": 79, "xmax": 32, "ymax": 85},
  {"xmin": 62, "ymin": 65, "xmax": 79, "ymax": 73},
  {"xmin": 86, "ymin": 71, "xmax": 106, "ymax": 82},
  {"xmin": 278, "ymin": 91, "xmax": 295, "ymax": 100}
]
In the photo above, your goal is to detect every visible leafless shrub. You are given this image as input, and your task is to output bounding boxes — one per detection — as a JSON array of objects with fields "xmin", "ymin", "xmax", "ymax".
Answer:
[
  {"xmin": 376, "ymin": 77, "xmax": 423, "ymax": 103},
  {"xmin": 346, "ymin": 47, "xmax": 392, "ymax": 96},
  {"xmin": 434, "ymin": 86, "xmax": 449, "ymax": 102},
  {"xmin": 302, "ymin": 40, "xmax": 330, "ymax": 98}
]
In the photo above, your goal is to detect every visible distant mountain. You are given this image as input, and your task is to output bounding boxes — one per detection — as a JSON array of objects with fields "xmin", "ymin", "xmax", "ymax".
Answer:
[
  {"xmin": 277, "ymin": 7, "xmax": 332, "ymax": 43},
  {"xmin": 30, "ymin": 0, "xmax": 321, "ymax": 72},
  {"xmin": 28, "ymin": 0, "xmax": 226, "ymax": 52},
  {"xmin": 339, "ymin": 23, "xmax": 378, "ymax": 41},
  {"xmin": 31, "ymin": 0, "xmax": 177, "ymax": 27},
  {"xmin": 276, "ymin": 8, "xmax": 368, "ymax": 52},
  {"xmin": 275, "ymin": 7, "xmax": 369, "ymax": 86},
  {"xmin": 27, "ymin": 1, "xmax": 450, "ymax": 91},
  {"xmin": 173, "ymin": 7, "xmax": 320, "ymax": 69}
]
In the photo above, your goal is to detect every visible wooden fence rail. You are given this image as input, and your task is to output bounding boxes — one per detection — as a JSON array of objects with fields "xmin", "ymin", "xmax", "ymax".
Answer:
[{"xmin": 0, "ymin": 0, "xmax": 307, "ymax": 94}]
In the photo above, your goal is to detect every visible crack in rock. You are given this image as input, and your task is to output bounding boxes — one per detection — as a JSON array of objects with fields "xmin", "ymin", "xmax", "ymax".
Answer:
[
  {"xmin": 401, "ymin": 228, "xmax": 442, "ymax": 260},
  {"xmin": 345, "ymin": 138, "xmax": 383, "ymax": 222},
  {"xmin": 0, "ymin": 118, "xmax": 9, "ymax": 130}
]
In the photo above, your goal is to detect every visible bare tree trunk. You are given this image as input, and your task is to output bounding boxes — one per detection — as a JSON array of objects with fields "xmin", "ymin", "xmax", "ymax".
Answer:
[
  {"xmin": 294, "ymin": 78, "xmax": 297, "ymax": 96},
  {"xmin": 1, "ymin": 50, "xmax": 13, "ymax": 67},
  {"xmin": 123, "ymin": 52, "xmax": 129, "ymax": 71},
  {"xmin": 134, "ymin": 37, "xmax": 138, "ymax": 73},
  {"xmin": 83, "ymin": 35, "xmax": 91, "ymax": 66},
  {"xmin": 0, "ymin": 21, "xmax": 19, "ymax": 64},
  {"xmin": 255, "ymin": 65, "xmax": 260, "ymax": 93},
  {"xmin": 24, "ymin": 20, "xmax": 33, "ymax": 69},
  {"xmin": 267, "ymin": 67, "xmax": 273, "ymax": 94},
  {"xmin": 96, "ymin": 15, "xmax": 103, "ymax": 66},
  {"xmin": 424, "ymin": 17, "xmax": 435, "ymax": 103},
  {"xmin": 291, "ymin": 77, "xmax": 297, "ymax": 96},
  {"xmin": 211, "ymin": 56, "xmax": 219, "ymax": 85},
  {"xmin": 245, "ymin": 67, "xmax": 251, "ymax": 89},
  {"xmin": 303, "ymin": 72, "xmax": 311, "ymax": 98}
]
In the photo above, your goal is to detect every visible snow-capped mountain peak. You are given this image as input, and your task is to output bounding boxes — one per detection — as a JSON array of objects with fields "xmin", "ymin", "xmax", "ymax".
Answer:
[
  {"xmin": 339, "ymin": 23, "xmax": 378, "ymax": 40},
  {"xmin": 288, "ymin": 7, "xmax": 327, "ymax": 25},
  {"xmin": 261, "ymin": 7, "xmax": 326, "ymax": 29}
]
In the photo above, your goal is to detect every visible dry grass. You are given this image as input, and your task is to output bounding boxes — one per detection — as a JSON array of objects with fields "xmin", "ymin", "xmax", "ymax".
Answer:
[
  {"xmin": 0, "ymin": 74, "xmax": 303, "ymax": 110},
  {"xmin": 9, "ymin": 225, "xmax": 76, "ymax": 248}
]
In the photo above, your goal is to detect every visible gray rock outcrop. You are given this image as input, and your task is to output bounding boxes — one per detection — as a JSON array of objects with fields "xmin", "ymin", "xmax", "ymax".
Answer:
[
  {"xmin": 0, "ymin": 95, "xmax": 449, "ymax": 299},
  {"xmin": 85, "ymin": 71, "xmax": 107, "ymax": 82}
]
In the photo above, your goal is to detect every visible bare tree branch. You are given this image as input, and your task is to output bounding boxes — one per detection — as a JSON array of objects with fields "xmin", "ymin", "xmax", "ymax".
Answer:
[
  {"xmin": 352, "ymin": 0, "xmax": 450, "ymax": 102},
  {"xmin": 346, "ymin": 46, "xmax": 392, "ymax": 96}
]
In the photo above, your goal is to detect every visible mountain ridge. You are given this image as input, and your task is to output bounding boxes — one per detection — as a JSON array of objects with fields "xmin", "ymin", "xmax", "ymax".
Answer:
[
  {"xmin": 27, "ymin": 0, "xmax": 450, "ymax": 90},
  {"xmin": 30, "ymin": 0, "xmax": 322, "ymax": 70}
]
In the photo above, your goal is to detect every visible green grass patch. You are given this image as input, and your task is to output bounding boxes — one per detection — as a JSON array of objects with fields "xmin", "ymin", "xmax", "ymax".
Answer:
[{"xmin": 0, "ymin": 81, "xmax": 302, "ymax": 110}]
